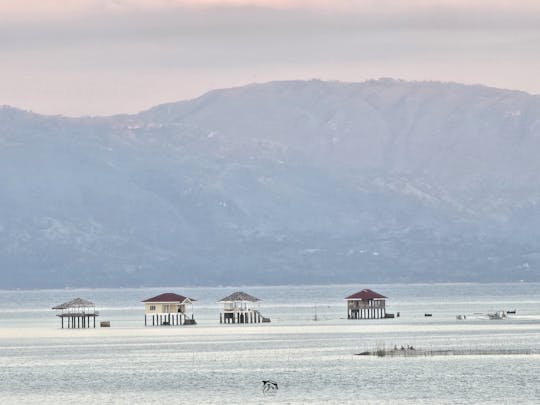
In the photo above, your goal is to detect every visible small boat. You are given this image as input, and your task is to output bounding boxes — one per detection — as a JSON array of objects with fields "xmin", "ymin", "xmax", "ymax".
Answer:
[
  {"xmin": 355, "ymin": 351, "xmax": 371, "ymax": 356},
  {"xmin": 506, "ymin": 310, "xmax": 516, "ymax": 314},
  {"xmin": 424, "ymin": 313, "xmax": 432, "ymax": 317},
  {"xmin": 456, "ymin": 315, "xmax": 466, "ymax": 320}
]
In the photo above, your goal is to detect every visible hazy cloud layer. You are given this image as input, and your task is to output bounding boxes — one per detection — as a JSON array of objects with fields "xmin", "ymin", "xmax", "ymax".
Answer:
[{"xmin": 1, "ymin": 1, "xmax": 539, "ymax": 115}]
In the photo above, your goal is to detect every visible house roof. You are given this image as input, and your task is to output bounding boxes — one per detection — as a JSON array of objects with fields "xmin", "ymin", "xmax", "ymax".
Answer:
[
  {"xmin": 142, "ymin": 293, "xmax": 195, "ymax": 303},
  {"xmin": 345, "ymin": 289, "xmax": 387, "ymax": 300},
  {"xmin": 218, "ymin": 291, "xmax": 261, "ymax": 302},
  {"xmin": 52, "ymin": 298, "xmax": 95, "ymax": 310}
]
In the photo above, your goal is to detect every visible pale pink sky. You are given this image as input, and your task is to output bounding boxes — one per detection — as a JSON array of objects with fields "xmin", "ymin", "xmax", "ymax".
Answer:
[{"xmin": 1, "ymin": 0, "xmax": 539, "ymax": 116}]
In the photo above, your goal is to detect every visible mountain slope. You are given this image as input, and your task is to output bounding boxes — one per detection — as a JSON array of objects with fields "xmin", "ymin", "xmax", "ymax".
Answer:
[{"xmin": 1, "ymin": 79, "xmax": 540, "ymax": 288}]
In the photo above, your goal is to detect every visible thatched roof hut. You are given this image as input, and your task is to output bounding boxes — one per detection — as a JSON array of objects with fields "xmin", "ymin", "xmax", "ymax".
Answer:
[
  {"xmin": 218, "ymin": 291, "xmax": 261, "ymax": 303},
  {"xmin": 52, "ymin": 298, "xmax": 96, "ymax": 311},
  {"xmin": 218, "ymin": 291, "xmax": 269, "ymax": 324},
  {"xmin": 52, "ymin": 297, "xmax": 98, "ymax": 328}
]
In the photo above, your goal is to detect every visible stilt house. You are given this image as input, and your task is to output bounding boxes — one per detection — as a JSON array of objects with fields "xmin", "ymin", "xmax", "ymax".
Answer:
[
  {"xmin": 52, "ymin": 298, "xmax": 99, "ymax": 328},
  {"xmin": 218, "ymin": 291, "xmax": 270, "ymax": 324},
  {"xmin": 346, "ymin": 289, "xmax": 387, "ymax": 319},
  {"xmin": 142, "ymin": 293, "xmax": 196, "ymax": 326}
]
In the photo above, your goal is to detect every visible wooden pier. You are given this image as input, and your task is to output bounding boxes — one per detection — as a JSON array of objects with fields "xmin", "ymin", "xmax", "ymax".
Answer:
[{"xmin": 52, "ymin": 298, "xmax": 99, "ymax": 329}]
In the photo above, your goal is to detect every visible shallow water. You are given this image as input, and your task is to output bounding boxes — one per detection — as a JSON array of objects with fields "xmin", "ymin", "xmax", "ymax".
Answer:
[{"xmin": 0, "ymin": 283, "xmax": 539, "ymax": 404}]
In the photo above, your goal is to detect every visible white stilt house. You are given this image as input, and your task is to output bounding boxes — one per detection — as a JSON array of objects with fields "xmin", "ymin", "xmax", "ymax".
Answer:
[
  {"xmin": 142, "ymin": 293, "xmax": 196, "ymax": 326},
  {"xmin": 218, "ymin": 291, "xmax": 270, "ymax": 324},
  {"xmin": 346, "ymin": 289, "xmax": 387, "ymax": 319}
]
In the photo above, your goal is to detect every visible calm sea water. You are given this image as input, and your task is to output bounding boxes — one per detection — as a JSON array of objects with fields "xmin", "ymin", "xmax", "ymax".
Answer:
[{"xmin": 0, "ymin": 283, "xmax": 539, "ymax": 404}]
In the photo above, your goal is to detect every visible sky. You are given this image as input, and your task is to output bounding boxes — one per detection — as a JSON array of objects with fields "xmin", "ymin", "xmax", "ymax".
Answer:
[{"xmin": 1, "ymin": 0, "xmax": 539, "ymax": 116}]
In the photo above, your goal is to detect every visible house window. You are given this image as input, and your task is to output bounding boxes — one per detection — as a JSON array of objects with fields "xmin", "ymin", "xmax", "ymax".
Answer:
[
  {"xmin": 149, "ymin": 305, "xmax": 156, "ymax": 311},
  {"xmin": 163, "ymin": 304, "xmax": 170, "ymax": 312}
]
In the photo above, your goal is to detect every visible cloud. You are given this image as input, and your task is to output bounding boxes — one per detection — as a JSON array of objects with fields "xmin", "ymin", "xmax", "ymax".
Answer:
[
  {"xmin": 2, "ymin": 0, "xmax": 540, "ymax": 31},
  {"xmin": 1, "ymin": 0, "xmax": 539, "ymax": 115},
  {"xmin": 3, "ymin": 1, "xmax": 540, "ymax": 19}
]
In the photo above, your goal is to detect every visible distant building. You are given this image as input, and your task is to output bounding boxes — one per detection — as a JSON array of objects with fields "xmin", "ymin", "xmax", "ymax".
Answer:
[
  {"xmin": 218, "ymin": 291, "xmax": 270, "ymax": 324},
  {"xmin": 142, "ymin": 293, "xmax": 196, "ymax": 326},
  {"xmin": 52, "ymin": 298, "xmax": 99, "ymax": 328},
  {"xmin": 345, "ymin": 289, "xmax": 387, "ymax": 319}
]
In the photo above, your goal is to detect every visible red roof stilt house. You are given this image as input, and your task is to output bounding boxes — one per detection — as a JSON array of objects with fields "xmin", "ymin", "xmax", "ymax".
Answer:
[
  {"xmin": 142, "ymin": 293, "xmax": 196, "ymax": 326},
  {"xmin": 345, "ymin": 289, "xmax": 387, "ymax": 319}
]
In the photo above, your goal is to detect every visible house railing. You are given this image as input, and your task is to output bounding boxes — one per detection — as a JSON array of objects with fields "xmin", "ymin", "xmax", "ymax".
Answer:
[{"xmin": 348, "ymin": 301, "xmax": 385, "ymax": 309}]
